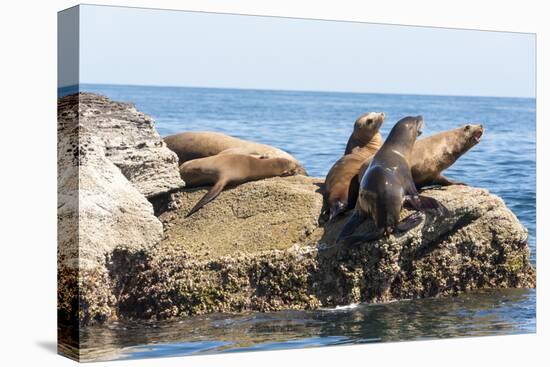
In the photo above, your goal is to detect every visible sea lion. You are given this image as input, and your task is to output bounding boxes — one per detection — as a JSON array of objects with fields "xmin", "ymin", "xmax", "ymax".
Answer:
[
  {"xmin": 357, "ymin": 124, "xmax": 484, "ymax": 189},
  {"xmin": 180, "ymin": 153, "xmax": 301, "ymax": 217},
  {"xmin": 164, "ymin": 131, "xmax": 307, "ymax": 175},
  {"xmin": 337, "ymin": 116, "xmax": 447, "ymax": 245},
  {"xmin": 410, "ymin": 124, "xmax": 484, "ymax": 188},
  {"xmin": 345, "ymin": 112, "xmax": 386, "ymax": 154},
  {"xmin": 324, "ymin": 112, "xmax": 385, "ymax": 220}
]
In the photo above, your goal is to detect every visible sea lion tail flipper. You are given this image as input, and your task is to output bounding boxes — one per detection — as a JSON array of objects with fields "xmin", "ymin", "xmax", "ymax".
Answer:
[
  {"xmin": 396, "ymin": 211, "xmax": 425, "ymax": 233},
  {"xmin": 329, "ymin": 201, "xmax": 347, "ymax": 221},
  {"xmin": 336, "ymin": 210, "xmax": 367, "ymax": 242},
  {"xmin": 186, "ymin": 179, "xmax": 228, "ymax": 217}
]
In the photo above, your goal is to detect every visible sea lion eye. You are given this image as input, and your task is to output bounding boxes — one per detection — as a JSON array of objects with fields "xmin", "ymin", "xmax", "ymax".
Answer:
[{"xmin": 465, "ymin": 125, "xmax": 471, "ymax": 131}]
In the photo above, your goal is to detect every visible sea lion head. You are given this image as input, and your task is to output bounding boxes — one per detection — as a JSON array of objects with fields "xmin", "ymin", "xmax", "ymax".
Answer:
[
  {"xmin": 294, "ymin": 164, "xmax": 308, "ymax": 176},
  {"xmin": 353, "ymin": 112, "xmax": 385, "ymax": 141},
  {"xmin": 387, "ymin": 115, "xmax": 424, "ymax": 150},
  {"xmin": 260, "ymin": 154, "xmax": 307, "ymax": 176},
  {"xmin": 271, "ymin": 158, "xmax": 305, "ymax": 177},
  {"xmin": 460, "ymin": 123, "xmax": 484, "ymax": 150}
]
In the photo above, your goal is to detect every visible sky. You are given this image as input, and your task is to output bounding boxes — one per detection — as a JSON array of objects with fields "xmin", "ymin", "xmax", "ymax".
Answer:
[{"xmin": 66, "ymin": 4, "xmax": 535, "ymax": 98}]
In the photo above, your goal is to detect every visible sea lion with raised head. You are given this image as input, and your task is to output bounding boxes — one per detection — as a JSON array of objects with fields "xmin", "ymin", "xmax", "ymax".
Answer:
[
  {"xmin": 324, "ymin": 112, "xmax": 385, "ymax": 220},
  {"xmin": 337, "ymin": 116, "xmax": 447, "ymax": 245},
  {"xmin": 357, "ymin": 124, "xmax": 484, "ymax": 189},
  {"xmin": 410, "ymin": 124, "xmax": 484, "ymax": 188},
  {"xmin": 164, "ymin": 131, "xmax": 307, "ymax": 175},
  {"xmin": 345, "ymin": 112, "xmax": 386, "ymax": 154},
  {"xmin": 180, "ymin": 153, "xmax": 301, "ymax": 217}
]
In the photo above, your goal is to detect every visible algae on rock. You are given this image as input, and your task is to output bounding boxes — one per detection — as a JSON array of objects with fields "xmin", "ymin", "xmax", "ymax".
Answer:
[{"xmin": 115, "ymin": 177, "xmax": 535, "ymax": 321}]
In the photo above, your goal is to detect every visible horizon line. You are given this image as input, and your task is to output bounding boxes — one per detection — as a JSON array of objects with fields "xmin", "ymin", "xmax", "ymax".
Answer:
[{"xmin": 58, "ymin": 82, "xmax": 536, "ymax": 100}]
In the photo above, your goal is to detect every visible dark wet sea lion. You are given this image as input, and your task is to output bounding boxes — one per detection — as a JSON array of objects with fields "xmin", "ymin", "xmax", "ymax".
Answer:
[
  {"xmin": 357, "ymin": 124, "xmax": 484, "ymax": 189},
  {"xmin": 164, "ymin": 131, "xmax": 307, "ymax": 175},
  {"xmin": 345, "ymin": 112, "xmax": 386, "ymax": 154},
  {"xmin": 180, "ymin": 153, "xmax": 301, "ymax": 217},
  {"xmin": 337, "ymin": 116, "xmax": 447, "ymax": 245}
]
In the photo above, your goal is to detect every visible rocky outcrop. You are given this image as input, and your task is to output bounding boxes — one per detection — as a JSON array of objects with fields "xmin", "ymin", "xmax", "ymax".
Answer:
[
  {"xmin": 58, "ymin": 93, "xmax": 176, "ymax": 324},
  {"xmin": 58, "ymin": 93, "xmax": 185, "ymax": 198},
  {"xmin": 57, "ymin": 93, "xmax": 535, "ymax": 327},
  {"xmin": 58, "ymin": 127, "xmax": 163, "ymax": 270},
  {"xmin": 110, "ymin": 177, "xmax": 533, "ymax": 320}
]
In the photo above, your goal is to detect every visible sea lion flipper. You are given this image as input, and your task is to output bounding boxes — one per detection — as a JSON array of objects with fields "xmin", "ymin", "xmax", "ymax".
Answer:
[
  {"xmin": 431, "ymin": 174, "xmax": 467, "ymax": 187},
  {"xmin": 404, "ymin": 195, "xmax": 449, "ymax": 216},
  {"xmin": 336, "ymin": 210, "xmax": 367, "ymax": 242},
  {"xmin": 186, "ymin": 179, "xmax": 228, "ymax": 217},
  {"xmin": 440, "ymin": 175, "xmax": 467, "ymax": 186},
  {"xmin": 396, "ymin": 211, "xmax": 424, "ymax": 233},
  {"xmin": 339, "ymin": 230, "xmax": 384, "ymax": 247},
  {"xmin": 418, "ymin": 195, "xmax": 449, "ymax": 216}
]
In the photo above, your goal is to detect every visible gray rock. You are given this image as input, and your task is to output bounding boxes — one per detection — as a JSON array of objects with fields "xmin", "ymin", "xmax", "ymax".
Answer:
[
  {"xmin": 58, "ymin": 94, "xmax": 165, "ymax": 325},
  {"xmin": 62, "ymin": 93, "xmax": 185, "ymax": 198}
]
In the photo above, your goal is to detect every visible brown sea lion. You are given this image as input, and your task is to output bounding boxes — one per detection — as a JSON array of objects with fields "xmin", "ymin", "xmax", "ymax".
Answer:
[
  {"xmin": 357, "ymin": 124, "xmax": 484, "ymax": 189},
  {"xmin": 345, "ymin": 112, "xmax": 386, "ymax": 154},
  {"xmin": 164, "ymin": 131, "xmax": 307, "ymax": 175},
  {"xmin": 324, "ymin": 112, "xmax": 385, "ymax": 220},
  {"xmin": 337, "ymin": 116, "xmax": 447, "ymax": 245},
  {"xmin": 410, "ymin": 124, "xmax": 484, "ymax": 187},
  {"xmin": 180, "ymin": 153, "xmax": 301, "ymax": 217}
]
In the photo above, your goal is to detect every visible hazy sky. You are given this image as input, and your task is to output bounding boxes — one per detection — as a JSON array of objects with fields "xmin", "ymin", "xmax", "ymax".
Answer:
[{"xmin": 74, "ymin": 4, "xmax": 535, "ymax": 98}]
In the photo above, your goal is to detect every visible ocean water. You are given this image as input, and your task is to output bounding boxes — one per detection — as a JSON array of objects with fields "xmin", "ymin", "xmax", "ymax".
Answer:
[{"xmin": 60, "ymin": 84, "xmax": 536, "ymax": 361}]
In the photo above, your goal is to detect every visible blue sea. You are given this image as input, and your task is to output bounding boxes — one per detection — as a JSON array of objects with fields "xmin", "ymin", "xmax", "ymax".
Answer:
[{"xmin": 60, "ymin": 84, "xmax": 536, "ymax": 361}]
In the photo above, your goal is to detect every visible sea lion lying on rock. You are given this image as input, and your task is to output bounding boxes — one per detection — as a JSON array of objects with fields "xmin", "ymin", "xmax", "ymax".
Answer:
[
  {"xmin": 180, "ymin": 153, "xmax": 302, "ymax": 217},
  {"xmin": 164, "ymin": 131, "xmax": 307, "ymax": 175}
]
